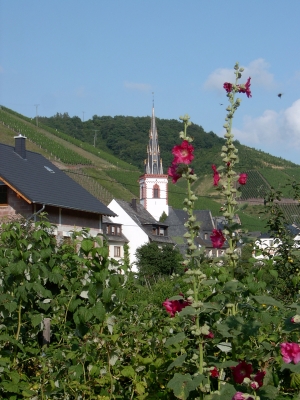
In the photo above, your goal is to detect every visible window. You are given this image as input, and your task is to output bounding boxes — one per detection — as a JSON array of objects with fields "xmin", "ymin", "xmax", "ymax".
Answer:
[
  {"xmin": 116, "ymin": 226, "xmax": 121, "ymax": 236},
  {"xmin": 111, "ymin": 226, "xmax": 115, "ymax": 236},
  {"xmin": 159, "ymin": 227, "xmax": 164, "ymax": 236},
  {"xmin": 0, "ymin": 184, "xmax": 8, "ymax": 205},
  {"xmin": 153, "ymin": 184, "xmax": 160, "ymax": 198},
  {"xmin": 114, "ymin": 246, "xmax": 121, "ymax": 257}
]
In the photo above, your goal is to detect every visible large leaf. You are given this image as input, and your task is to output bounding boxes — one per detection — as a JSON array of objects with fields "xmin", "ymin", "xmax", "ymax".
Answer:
[
  {"xmin": 165, "ymin": 332, "xmax": 186, "ymax": 347},
  {"xmin": 80, "ymin": 239, "xmax": 94, "ymax": 255},
  {"xmin": 167, "ymin": 373, "xmax": 204, "ymax": 400},
  {"xmin": 167, "ymin": 353, "xmax": 187, "ymax": 371},
  {"xmin": 252, "ymin": 295, "xmax": 283, "ymax": 309}
]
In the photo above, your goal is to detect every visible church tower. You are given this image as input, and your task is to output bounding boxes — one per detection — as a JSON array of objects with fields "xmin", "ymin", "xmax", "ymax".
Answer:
[{"xmin": 139, "ymin": 103, "xmax": 169, "ymax": 221}]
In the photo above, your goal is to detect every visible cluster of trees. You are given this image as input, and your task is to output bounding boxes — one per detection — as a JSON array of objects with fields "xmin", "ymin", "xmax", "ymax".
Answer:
[{"xmin": 39, "ymin": 112, "xmax": 297, "ymax": 178}]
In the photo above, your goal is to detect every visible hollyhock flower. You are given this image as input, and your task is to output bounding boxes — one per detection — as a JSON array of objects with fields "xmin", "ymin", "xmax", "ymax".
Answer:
[
  {"xmin": 232, "ymin": 393, "xmax": 245, "ymax": 400},
  {"xmin": 253, "ymin": 371, "xmax": 265, "ymax": 388},
  {"xmin": 210, "ymin": 367, "xmax": 219, "ymax": 378},
  {"xmin": 204, "ymin": 331, "xmax": 214, "ymax": 339},
  {"xmin": 280, "ymin": 342, "xmax": 300, "ymax": 364},
  {"xmin": 291, "ymin": 315, "xmax": 300, "ymax": 323},
  {"xmin": 238, "ymin": 77, "xmax": 252, "ymax": 98},
  {"xmin": 212, "ymin": 164, "xmax": 220, "ymax": 186},
  {"xmin": 210, "ymin": 229, "xmax": 226, "ymax": 249},
  {"xmin": 172, "ymin": 140, "xmax": 194, "ymax": 164},
  {"xmin": 168, "ymin": 163, "xmax": 182, "ymax": 183},
  {"xmin": 231, "ymin": 361, "xmax": 253, "ymax": 384},
  {"xmin": 238, "ymin": 173, "xmax": 248, "ymax": 185},
  {"xmin": 250, "ymin": 381, "xmax": 259, "ymax": 390},
  {"xmin": 223, "ymin": 82, "xmax": 233, "ymax": 93},
  {"xmin": 162, "ymin": 294, "xmax": 190, "ymax": 318}
]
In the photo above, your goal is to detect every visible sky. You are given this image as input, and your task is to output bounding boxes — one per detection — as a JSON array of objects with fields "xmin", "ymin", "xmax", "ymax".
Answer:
[{"xmin": 1, "ymin": 1, "xmax": 300, "ymax": 164}]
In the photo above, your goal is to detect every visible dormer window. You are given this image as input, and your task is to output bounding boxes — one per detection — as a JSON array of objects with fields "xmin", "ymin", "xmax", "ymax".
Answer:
[{"xmin": 159, "ymin": 227, "xmax": 165, "ymax": 236}]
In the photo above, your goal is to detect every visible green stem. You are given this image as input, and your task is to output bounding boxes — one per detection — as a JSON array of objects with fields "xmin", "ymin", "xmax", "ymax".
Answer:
[{"xmin": 15, "ymin": 301, "xmax": 22, "ymax": 340}]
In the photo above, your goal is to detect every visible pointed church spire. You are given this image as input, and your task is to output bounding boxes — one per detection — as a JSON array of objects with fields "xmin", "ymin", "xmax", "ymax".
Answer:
[{"xmin": 145, "ymin": 97, "xmax": 163, "ymax": 175}]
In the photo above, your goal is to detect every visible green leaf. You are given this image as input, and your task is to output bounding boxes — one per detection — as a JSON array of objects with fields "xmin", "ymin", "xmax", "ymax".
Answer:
[
  {"xmin": 258, "ymin": 384, "xmax": 279, "ymax": 400},
  {"xmin": 31, "ymin": 313, "xmax": 42, "ymax": 328},
  {"xmin": 179, "ymin": 306, "xmax": 196, "ymax": 316},
  {"xmin": 281, "ymin": 363, "xmax": 300, "ymax": 373},
  {"xmin": 121, "ymin": 366, "xmax": 135, "ymax": 378},
  {"xmin": 93, "ymin": 301, "xmax": 106, "ymax": 322},
  {"xmin": 252, "ymin": 295, "xmax": 283, "ymax": 309},
  {"xmin": 4, "ymin": 302, "xmax": 18, "ymax": 313},
  {"xmin": 167, "ymin": 373, "xmax": 204, "ymax": 400},
  {"xmin": 167, "ymin": 353, "xmax": 187, "ymax": 371},
  {"xmin": 211, "ymin": 383, "xmax": 236, "ymax": 400},
  {"xmin": 81, "ymin": 239, "xmax": 94, "ymax": 255},
  {"xmin": 165, "ymin": 332, "xmax": 186, "ymax": 347}
]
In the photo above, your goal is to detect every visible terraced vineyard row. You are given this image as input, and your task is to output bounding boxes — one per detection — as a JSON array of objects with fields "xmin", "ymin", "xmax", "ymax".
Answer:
[
  {"xmin": 1, "ymin": 106, "xmax": 139, "ymax": 172},
  {"xmin": 0, "ymin": 110, "xmax": 91, "ymax": 165},
  {"xmin": 279, "ymin": 203, "xmax": 300, "ymax": 225},
  {"xmin": 239, "ymin": 170, "xmax": 270, "ymax": 200},
  {"xmin": 65, "ymin": 170, "xmax": 113, "ymax": 205}
]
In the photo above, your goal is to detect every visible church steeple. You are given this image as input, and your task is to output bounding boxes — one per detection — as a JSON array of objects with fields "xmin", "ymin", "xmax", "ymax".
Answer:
[
  {"xmin": 139, "ymin": 101, "xmax": 169, "ymax": 221},
  {"xmin": 145, "ymin": 101, "xmax": 163, "ymax": 175}
]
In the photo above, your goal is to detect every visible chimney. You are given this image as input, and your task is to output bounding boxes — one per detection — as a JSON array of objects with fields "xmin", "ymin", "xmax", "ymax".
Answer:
[
  {"xmin": 131, "ymin": 198, "xmax": 137, "ymax": 211},
  {"xmin": 14, "ymin": 134, "xmax": 27, "ymax": 159}
]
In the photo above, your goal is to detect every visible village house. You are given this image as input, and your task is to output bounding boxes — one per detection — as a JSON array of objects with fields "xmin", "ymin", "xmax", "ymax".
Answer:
[{"xmin": 0, "ymin": 134, "xmax": 116, "ymax": 239}]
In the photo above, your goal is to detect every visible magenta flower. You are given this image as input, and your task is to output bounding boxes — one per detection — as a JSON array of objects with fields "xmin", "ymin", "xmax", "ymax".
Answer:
[
  {"xmin": 238, "ymin": 173, "xmax": 248, "ymax": 185},
  {"xmin": 238, "ymin": 77, "xmax": 252, "ymax": 98},
  {"xmin": 204, "ymin": 331, "xmax": 214, "ymax": 339},
  {"xmin": 223, "ymin": 82, "xmax": 233, "ymax": 93},
  {"xmin": 210, "ymin": 229, "xmax": 226, "ymax": 249},
  {"xmin": 210, "ymin": 367, "xmax": 219, "ymax": 378},
  {"xmin": 231, "ymin": 361, "xmax": 253, "ymax": 384},
  {"xmin": 232, "ymin": 393, "xmax": 246, "ymax": 400},
  {"xmin": 162, "ymin": 294, "xmax": 190, "ymax": 318},
  {"xmin": 168, "ymin": 163, "xmax": 182, "ymax": 183},
  {"xmin": 172, "ymin": 140, "xmax": 194, "ymax": 164},
  {"xmin": 280, "ymin": 342, "xmax": 300, "ymax": 364},
  {"xmin": 212, "ymin": 164, "xmax": 220, "ymax": 186},
  {"xmin": 253, "ymin": 371, "xmax": 266, "ymax": 388}
]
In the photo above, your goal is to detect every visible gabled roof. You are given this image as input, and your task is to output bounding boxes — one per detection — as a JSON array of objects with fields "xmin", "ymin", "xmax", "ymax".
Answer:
[
  {"xmin": 114, "ymin": 199, "xmax": 173, "ymax": 244},
  {"xmin": 0, "ymin": 142, "xmax": 115, "ymax": 216}
]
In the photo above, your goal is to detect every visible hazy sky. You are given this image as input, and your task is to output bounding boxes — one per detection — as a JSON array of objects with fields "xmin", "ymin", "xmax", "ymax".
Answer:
[{"xmin": 1, "ymin": 1, "xmax": 300, "ymax": 164}]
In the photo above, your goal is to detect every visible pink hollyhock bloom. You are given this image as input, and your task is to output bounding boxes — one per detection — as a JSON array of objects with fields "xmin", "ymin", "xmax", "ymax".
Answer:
[
  {"xmin": 172, "ymin": 140, "xmax": 194, "ymax": 164},
  {"xmin": 250, "ymin": 381, "xmax": 259, "ymax": 390},
  {"xmin": 253, "ymin": 371, "xmax": 265, "ymax": 388},
  {"xmin": 204, "ymin": 331, "xmax": 214, "ymax": 339},
  {"xmin": 162, "ymin": 294, "xmax": 190, "ymax": 318},
  {"xmin": 232, "ymin": 393, "xmax": 245, "ymax": 400},
  {"xmin": 210, "ymin": 229, "xmax": 226, "ymax": 249},
  {"xmin": 238, "ymin": 77, "xmax": 252, "ymax": 98},
  {"xmin": 210, "ymin": 367, "xmax": 219, "ymax": 378},
  {"xmin": 291, "ymin": 315, "xmax": 300, "ymax": 323},
  {"xmin": 223, "ymin": 82, "xmax": 233, "ymax": 93},
  {"xmin": 212, "ymin": 164, "xmax": 220, "ymax": 186},
  {"xmin": 168, "ymin": 163, "xmax": 182, "ymax": 183},
  {"xmin": 280, "ymin": 342, "xmax": 300, "ymax": 364},
  {"xmin": 238, "ymin": 173, "xmax": 248, "ymax": 185},
  {"xmin": 231, "ymin": 361, "xmax": 253, "ymax": 384}
]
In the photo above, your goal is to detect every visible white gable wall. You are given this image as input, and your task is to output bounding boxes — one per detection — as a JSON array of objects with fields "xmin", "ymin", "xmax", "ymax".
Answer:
[{"xmin": 108, "ymin": 199, "xmax": 149, "ymax": 271}]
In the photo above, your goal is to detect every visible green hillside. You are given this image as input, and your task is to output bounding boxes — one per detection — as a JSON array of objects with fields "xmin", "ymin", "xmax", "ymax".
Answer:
[{"xmin": 1, "ymin": 105, "xmax": 299, "ymax": 232}]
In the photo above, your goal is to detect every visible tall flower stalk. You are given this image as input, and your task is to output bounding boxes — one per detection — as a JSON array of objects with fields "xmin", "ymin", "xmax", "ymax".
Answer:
[
  {"xmin": 168, "ymin": 114, "xmax": 199, "ymax": 267},
  {"xmin": 213, "ymin": 62, "xmax": 251, "ymax": 273}
]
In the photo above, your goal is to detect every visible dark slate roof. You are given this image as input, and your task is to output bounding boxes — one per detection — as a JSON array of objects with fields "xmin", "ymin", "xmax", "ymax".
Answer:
[
  {"xmin": 165, "ymin": 207, "xmax": 217, "ymax": 254},
  {"xmin": 0, "ymin": 142, "xmax": 115, "ymax": 216},
  {"xmin": 114, "ymin": 199, "xmax": 174, "ymax": 244}
]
